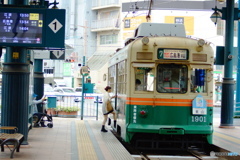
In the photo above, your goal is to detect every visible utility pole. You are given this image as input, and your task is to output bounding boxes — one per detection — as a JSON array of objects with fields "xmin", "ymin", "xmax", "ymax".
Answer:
[
  {"xmin": 146, "ymin": 0, "xmax": 153, "ymax": 22},
  {"xmin": 80, "ymin": 21, "xmax": 88, "ymax": 120}
]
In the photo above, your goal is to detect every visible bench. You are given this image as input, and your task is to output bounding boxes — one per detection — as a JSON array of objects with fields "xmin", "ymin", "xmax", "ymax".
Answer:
[{"xmin": 0, "ymin": 126, "xmax": 24, "ymax": 159}]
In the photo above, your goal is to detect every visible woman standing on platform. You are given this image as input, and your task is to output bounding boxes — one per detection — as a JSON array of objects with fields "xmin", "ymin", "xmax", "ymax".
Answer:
[
  {"xmin": 101, "ymin": 86, "xmax": 117, "ymax": 132},
  {"xmin": 32, "ymin": 93, "xmax": 47, "ymax": 127}
]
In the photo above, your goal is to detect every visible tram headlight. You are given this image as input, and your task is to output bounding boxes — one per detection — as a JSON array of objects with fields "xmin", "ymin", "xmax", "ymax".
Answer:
[
  {"xmin": 197, "ymin": 39, "xmax": 205, "ymax": 47},
  {"xmin": 142, "ymin": 37, "xmax": 149, "ymax": 45},
  {"xmin": 196, "ymin": 39, "xmax": 205, "ymax": 52}
]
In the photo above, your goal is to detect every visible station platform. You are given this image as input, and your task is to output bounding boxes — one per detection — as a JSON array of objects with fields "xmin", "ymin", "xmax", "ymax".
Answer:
[
  {"xmin": 0, "ymin": 107, "xmax": 239, "ymax": 160},
  {"xmin": 212, "ymin": 107, "xmax": 240, "ymax": 154},
  {"xmin": 0, "ymin": 117, "xmax": 134, "ymax": 160}
]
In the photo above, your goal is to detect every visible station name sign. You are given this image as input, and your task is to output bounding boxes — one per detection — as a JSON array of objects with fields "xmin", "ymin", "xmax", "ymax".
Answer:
[{"xmin": 0, "ymin": 7, "xmax": 65, "ymax": 48}]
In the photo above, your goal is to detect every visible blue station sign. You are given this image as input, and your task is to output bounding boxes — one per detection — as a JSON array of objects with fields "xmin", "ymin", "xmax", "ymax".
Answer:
[{"xmin": 192, "ymin": 94, "xmax": 207, "ymax": 115}]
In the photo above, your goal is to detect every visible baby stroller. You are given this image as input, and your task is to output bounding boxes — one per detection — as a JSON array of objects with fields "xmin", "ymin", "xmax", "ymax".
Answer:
[{"xmin": 33, "ymin": 112, "xmax": 53, "ymax": 128}]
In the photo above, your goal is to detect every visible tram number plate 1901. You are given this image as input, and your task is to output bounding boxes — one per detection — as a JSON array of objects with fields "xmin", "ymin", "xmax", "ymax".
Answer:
[{"xmin": 191, "ymin": 116, "xmax": 207, "ymax": 123}]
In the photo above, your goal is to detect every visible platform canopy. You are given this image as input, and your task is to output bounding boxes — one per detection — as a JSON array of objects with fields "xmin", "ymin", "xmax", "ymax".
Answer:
[{"xmin": 87, "ymin": 50, "xmax": 115, "ymax": 71}]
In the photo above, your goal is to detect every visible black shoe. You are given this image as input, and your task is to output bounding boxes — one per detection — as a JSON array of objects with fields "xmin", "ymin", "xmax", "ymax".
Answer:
[
  {"xmin": 101, "ymin": 128, "xmax": 108, "ymax": 132},
  {"xmin": 101, "ymin": 125, "xmax": 108, "ymax": 132}
]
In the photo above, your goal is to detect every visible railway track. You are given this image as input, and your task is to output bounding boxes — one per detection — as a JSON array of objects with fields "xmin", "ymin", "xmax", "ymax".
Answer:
[
  {"xmin": 112, "ymin": 130, "xmax": 240, "ymax": 160},
  {"xmin": 131, "ymin": 145, "xmax": 240, "ymax": 160},
  {"xmin": 131, "ymin": 150, "xmax": 214, "ymax": 160}
]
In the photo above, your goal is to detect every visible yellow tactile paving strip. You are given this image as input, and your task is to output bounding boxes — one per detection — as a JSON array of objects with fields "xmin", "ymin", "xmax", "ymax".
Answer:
[
  {"xmin": 213, "ymin": 130, "xmax": 240, "ymax": 153},
  {"xmin": 75, "ymin": 120, "xmax": 98, "ymax": 160},
  {"xmin": 87, "ymin": 120, "xmax": 134, "ymax": 160},
  {"xmin": 75, "ymin": 120, "xmax": 134, "ymax": 160},
  {"xmin": 214, "ymin": 132, "xmax": 240, "ymax": 144}
]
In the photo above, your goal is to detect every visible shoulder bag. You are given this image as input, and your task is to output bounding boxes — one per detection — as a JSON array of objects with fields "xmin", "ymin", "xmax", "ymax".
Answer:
[{"xmin": 106, "ymin": 100, "xmax": 113, "ymax": 111}]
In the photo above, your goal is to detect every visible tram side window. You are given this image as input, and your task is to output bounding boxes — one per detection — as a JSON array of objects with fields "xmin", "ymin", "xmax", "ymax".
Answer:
[
  {"xmin": 135, "ymin": 67, "xmax": 154, "ymax": 91},
  {"xmin": 108, "ymin": 65, "xmax": 116, "ymax": 91},
  {"xmin": 117, "ymin": 60, "xmax": 127, "ymax": 94},
  {"xmin": 157, "ymin": 64, "xmax": 188, "ymax": 93},
  {"xmin": 190, "ymin": 68, "xmax": 207, "ymax": 93}
]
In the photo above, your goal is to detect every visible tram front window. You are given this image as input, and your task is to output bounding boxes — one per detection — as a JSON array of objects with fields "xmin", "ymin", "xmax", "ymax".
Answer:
[{"xmin": 157, "ymin": 64, "xmax": 188, "ymax": 93}]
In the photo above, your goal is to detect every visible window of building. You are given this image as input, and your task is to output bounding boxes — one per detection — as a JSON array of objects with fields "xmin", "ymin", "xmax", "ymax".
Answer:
[
  {"xmin": 175, "ymin": 17, "xmax": 184, "ymax": 24},
  {"xmin": 124, "ymin": 19, "xmax": 130, "ymax": 28},
  {"xmin": 100, "ymin": 34, "xmax": 118, "ymax": 45},
  {"xmin": 44, "ymin": 68, "xmax": 54, "ymax": 74},
  {"xmin": 99, "ymin": 10, "xmax": 119, "ymax": 20}
]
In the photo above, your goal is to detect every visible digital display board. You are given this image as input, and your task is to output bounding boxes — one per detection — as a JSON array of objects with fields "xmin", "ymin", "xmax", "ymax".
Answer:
[
  {"xmin": 0, "ymin": 7, "xmax": 65, "ymax": 48},
  {"xmin": 0, "ymin": 12, "xmax": 43, "ymax": 44},
  {"xmin": 158, "ymin": 49, "xmax": 188, "ymax": 60}
]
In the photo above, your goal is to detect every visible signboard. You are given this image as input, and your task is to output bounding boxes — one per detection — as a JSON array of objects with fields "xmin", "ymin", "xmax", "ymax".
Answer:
[
  {"xmin": 158, "ymin": 49, "xmax": 188, "ymax": 60},
  {"xmin": 0, "ymin": 7, "xmax": 65, "ymax": 48},
  {"xmin": 0, "ymin": 12, "xmax": 43, "ymax": 44},
  {"xmin": 123, "ymin": 15, "xmax": 147, "ymax": 41},
  {"xmin": 165, "ymin": 16, "xmax": 194, "ymax": 35},
  {"xmin": 63, "ymin": 63, "xmax": 72, "ymax": 76},
  {"xmin": 33, "ymin": 50, "xmax": 50, "ymax": 59},
  {"xmin": 50, "ymin": 50, "xmax": 65, "ymax": 60},
  {"xmin": 192, "ymin": 94, "xmax": 207, "ymax": 115},
  {"xmin": 45, "ymin": 9, "xmax": 65, "ymax": 48}
]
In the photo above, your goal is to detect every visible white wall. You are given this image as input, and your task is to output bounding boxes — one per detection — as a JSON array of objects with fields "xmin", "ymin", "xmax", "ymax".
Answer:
[{"xmin": 90, "ymin": 62, "xmax": 108, "ymax": 93}]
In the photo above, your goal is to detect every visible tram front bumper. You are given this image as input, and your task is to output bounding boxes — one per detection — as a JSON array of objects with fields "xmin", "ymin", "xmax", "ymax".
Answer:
[{"xmin": 127, "ymin": 124, "xmax": 213, "ymax": 135}]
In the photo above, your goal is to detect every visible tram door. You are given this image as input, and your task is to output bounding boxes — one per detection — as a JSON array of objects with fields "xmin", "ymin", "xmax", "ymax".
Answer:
[{"xmin": 108, "ymin": 64, "xmax": 118, "ymax": 110}]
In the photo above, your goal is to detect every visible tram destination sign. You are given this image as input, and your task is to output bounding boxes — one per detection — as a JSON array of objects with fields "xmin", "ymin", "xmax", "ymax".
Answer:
[
  {"xmin": 158, "ymin": 48, "xmax": 188, "ymax": 60},
  {"xmin": 0, "ymin": 7, "xmax": 65, "ymax": 48}
]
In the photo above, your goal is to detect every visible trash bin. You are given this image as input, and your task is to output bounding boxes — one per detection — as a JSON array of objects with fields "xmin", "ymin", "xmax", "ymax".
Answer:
[
  {"xmin": 47, "ymin": 96, "xmax": 57, "ymax": 108},
  {"xmin": 46, "ymin": 96, "xmax": 57, "ymax": 116}
]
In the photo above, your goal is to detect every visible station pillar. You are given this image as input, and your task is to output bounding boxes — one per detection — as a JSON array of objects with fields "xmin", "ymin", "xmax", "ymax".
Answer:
[
  {"xmin": 1, "ymin": 47, "xmax": 30, "ymax": 143},
  {"xmin": 0, "ymin": 0, "xmax": 31, "ymax": 144},
  {"xmin": 34, "ymin": 59, "xmax": 44, "ymax": 113},
  {"xmin": 220, "ymin": 0, "xmax": 235, "ymax": 128},
  {"xmin": 236, "ymin": 0, "xmax": 240, "ymax": 116}
]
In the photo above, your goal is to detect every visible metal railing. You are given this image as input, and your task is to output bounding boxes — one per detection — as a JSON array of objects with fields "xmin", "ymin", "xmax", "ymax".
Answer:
[
  {"xmin": 45, "ymin": 95, "xmax": 101, "ymax": 120},
  {"xmin": 91, "ymin": 18, "xmax": 120, "ymax": 30}
]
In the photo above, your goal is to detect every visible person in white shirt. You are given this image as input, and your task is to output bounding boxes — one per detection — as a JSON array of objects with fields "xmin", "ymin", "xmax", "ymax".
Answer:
[{"xmin": 101, "ymin": 86, "xmax": 117, "ymax": 132}]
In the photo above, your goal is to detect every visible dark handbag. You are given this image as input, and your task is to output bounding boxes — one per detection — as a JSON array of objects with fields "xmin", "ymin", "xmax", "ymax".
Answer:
[{"xmin": 107, "ymin": 100, "xmax": 113, "ymax": 111}]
